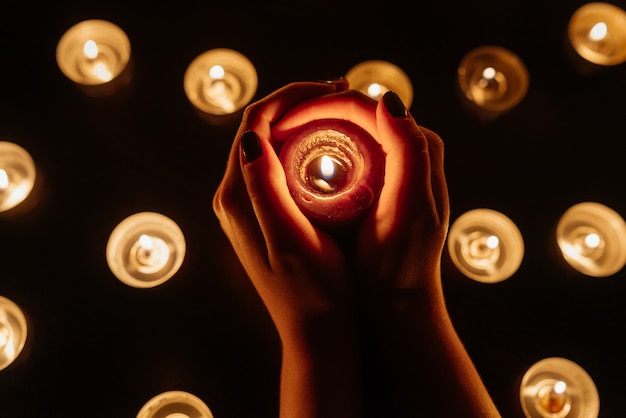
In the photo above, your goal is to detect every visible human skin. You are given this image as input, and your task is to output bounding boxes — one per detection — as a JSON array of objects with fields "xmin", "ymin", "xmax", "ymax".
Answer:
[{"xmin": 213, "ymin": 80, "xmax": 501, "ymax": 418}]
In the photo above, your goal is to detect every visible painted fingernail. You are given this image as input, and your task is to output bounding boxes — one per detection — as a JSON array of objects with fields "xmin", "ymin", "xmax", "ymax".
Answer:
[
  {"xmin": 315, "ymin": 77, "xmax": 346, "ymax": 84},
  {"xmin": 383, "ymin": 91, "xmax": 407, "ymax": 118},
  {"xmin": 241, "ymin": 130, "xmax": 262, "ymax": 163}
]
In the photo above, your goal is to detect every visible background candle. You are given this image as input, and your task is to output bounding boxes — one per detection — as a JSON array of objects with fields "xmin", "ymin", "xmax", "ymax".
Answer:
[
  {"xmin": 457, "ymin": 45, "xmax": 529, "ymax": 120},
  {"xmin": 277, "ymin": 118, "xmax": 385, "ymax": 228},
  {"xmin": 56, "ymin": 19, "xmax": 131, "ymax": 87},
  {"xmin": 0, "ymin": 296, "xmax": 28, "ymax": 372},
  {"xmin": 568, "ymin": 2, "xmax": 626, "ymax": 67},
  {"xmin": 520, "ymin": 357, "xmax": 599, "ymax": 418},
  {"xmin": 137, "ymin": 390, "xmax": 214, "ymax": 418},
  {"xmin": 345, "ymin": 60, "xmax": 413, "ymax": 107},
  {"xmin": 0, "ymin": 141, "xmax": 36, "ymax": 213},
  {"xmin": 106, "ymin": 212, "xmax": 186, "ymax": 288},
  {"xmin": 447, "ymin": 208, "xmax": 525, "ymax": 283},
  {"xmin": 555, "ymin": 201, "xmax": 626, "ymax": 277},
  {"xmin": 184, "ymin": 48, "xmax": 257, "ymax": 119}
]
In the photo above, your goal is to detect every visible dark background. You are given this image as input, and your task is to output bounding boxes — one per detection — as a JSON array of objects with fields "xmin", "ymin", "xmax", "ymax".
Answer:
[{"xmin": 1, "ymin": 1, "xmax": 626, "ymax": 416}]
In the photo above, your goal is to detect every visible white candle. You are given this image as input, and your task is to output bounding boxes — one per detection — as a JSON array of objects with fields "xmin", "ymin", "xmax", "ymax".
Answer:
[
  {"xmin": 0, "ymin": 141, "xmax": 36, "ymax": 213},
  {"xmin": 56, "ymin": 19, "xmax": 131, "ymax": 86},
  {"xmin": 106, "ymin": 212, "xmax": 186, "ymax": 288},
  {"xmin": 137, "ymin": 391, "xmax": 214, "ymax": 418},
  {"xmin": 457, "ymin": 45, "xmax": 529, "ymax": 120},
  {"xmin": 0, "ymin": 296, "xmax": 28, "ymax": 372},
  {"xmin": 568, "ymin": 2, "xmax": 626, "ymax": 66},
  {"xmin": 345, "ymin": 60, "xmax": 413, "ymax": 107},
  {"xmin": 520, "ymin": 357, "xmax": 599, "ymax": 418},
  {"xmin": 447, "ymin": 208, "xmax": 525, "ymax": 283},
  {"xmin": 184, "ymin": 48, "xmax": 257, "ymax": 116},
  {"xmin": 556, "ymin": 202, "xmax": 626, "ymax": 277}
]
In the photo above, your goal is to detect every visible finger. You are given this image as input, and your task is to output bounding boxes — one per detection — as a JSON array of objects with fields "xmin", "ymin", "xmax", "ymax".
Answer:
[{"xmin": 420, "ymin": 126, "xmax": 450, "ymax": 227}]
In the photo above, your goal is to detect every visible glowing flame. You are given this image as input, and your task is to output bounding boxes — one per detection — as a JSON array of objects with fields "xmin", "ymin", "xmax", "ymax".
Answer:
[
  {"xmin": 553, "ymin": 381, "xmax": 567, "ymax": 395},
  {"xmin": 0, "ymin": 327, "xmax": 9, "ymax": 348},
  {"xmin": 83, "ymin": 40, "xmax": 99, "ymax": 60},
  {"xmin": 482, "ymin": 66, "xmax": 497, "ymax": 81},
  {"xmin": 0, "ymin": 169, "xmax": 8, "ymax": 191},
  {"xmin": 320, "ymin": 155, "xmax": 335, "ymax": 179},
  {"xmin": 585, "ymin": 233, "xmax": 601, "ymax": 249},
  {"xmin": 367, "ymin": 83, "xmax": 383, "ymax": 99},
  {"xmin": 486, "ymin": 235, "xmax": 500, "ymax": 249},
  {"xmin": 139, "ymin": 234, "xmax": 155, "ymax": 251},
  {"xmin": 209, "ymin": 65, "xmax": 225, "ymax": 80},
  {"xmin": 589, "ymin": 22, "xmax": 608, "ymax": 41}
]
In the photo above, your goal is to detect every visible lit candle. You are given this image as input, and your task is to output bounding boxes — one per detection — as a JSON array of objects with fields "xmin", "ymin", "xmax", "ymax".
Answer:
[
  {"xmin": 0, "ymin": 141, "xmax": 36, "ymax": 213},
  {"xmin": 276, "ymin": 118, "xmax": 385, "ymax": 228},
  {"xmin": 0, "ymin": 296, "xmax": 28, "ymax": 372},
  {"xmin": 447, "ymin": 208, "xmax": 525, "ymax": 283},
  {"xmin": 556, "ymin": 202, "xmax": 626, "ymax": 277},
  {"xmin": 106, "ymin": 212, "xmax": 186, "ymax": 288},
  {"xmin": 568, "ymin": 2, "xmax": 626, "ymax": 66},
  {"xmin": 56, "ymin": 19, "xmax": 131, "ymax": 86},
  {"xmin": 184, "ymin": 48, "xmax": 257, "ymax": 118},
  {"xmin": 137, "ymin": 391, "xmax": 214, "ymax": 418},
  {"xmin": 520, "ymin": 357, "xmax": 599, "ymax": 418},
  {"xmin": 345, "ymin": 60, "xmax": 413, "ymax": 107},
  {"xmin": 457, "ymin": 45, "xmax": 529, "ymax": 120}
]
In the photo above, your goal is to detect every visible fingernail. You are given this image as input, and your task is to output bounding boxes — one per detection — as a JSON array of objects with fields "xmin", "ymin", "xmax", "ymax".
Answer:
[
  {"xmin": 383, "ymin": 91, "xmax": 407, "ymax": 118},
  {"xmin": 241, "ymin": 130, "xmax": 262, "ymax": 163},
  {"xmin": 315, "ymin": 77, "xmax": 346, "ymax": 84}
]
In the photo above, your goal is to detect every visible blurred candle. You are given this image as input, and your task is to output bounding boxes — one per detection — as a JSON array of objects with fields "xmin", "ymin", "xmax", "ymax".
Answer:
[
  {"xmin": 56, "ymin": 19, "xmax": 131, "ymax": 86},
  {"xmin": 447, "ymin": 208, "xmax": 524, "ymax": 283},
  {"xmin": 568, "ymin": 2, "xmax": 626, "ymax": 66},
  {"xmin": 0, "ymin": 141, "xmax": 36, "ymax": 213},
  {"xmin": 556, "ymin": 202, "xmax": 626, "ymax": 277},
  {"xmin": 0, "ymin": 296, "xmax": 28, "ymax": 372},
  {"xmin": 137, "ymin": 390, "xmax": 214, "ymax": 418},
  {"xmin": 184, "ymin": 48, "xmax": 257, "ymax": 118},
  {"xmin": 345, "ymin": 60, "xmax": 413, "ymax": 107},
  {"xmin": 106, "ymin": 212, "xmax": 186, "ymax": 288},
  {"xmin": 457, "ymin": 45, "xmax": 529, "ymax": 120},
  {"xmin": 520, "ymin": 357, "xmax": 599, "ymax": 418}
]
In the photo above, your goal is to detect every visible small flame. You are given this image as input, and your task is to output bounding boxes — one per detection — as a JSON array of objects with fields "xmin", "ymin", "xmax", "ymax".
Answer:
[
  {"xmin": 553, "ymin": 381, "xmax": 567, "ymax": 395},
  {"xmin": 486, "ymin": 235, "xmax": 499, "ymax": 249},
  {"xmin": 482, "ymin": 66, "xmax": 497, "ymax": 81},
  {"xmin": 589, "ymin": 22, "xmax": 608, "ymax": 42},
  {"xmin": 367, "ymin": 82, "xmax": 383, "ymax": 99},
  {"xmin": 209, "ymin": 65, "xmax": 225, "ymax": 80},
  {"xmin": 83, "ymin": 40, "xmax": 99, "ymax": 60},
  {"xmin": 584, "ymin": 233, "xmax": 601, "ymax": 249},
  {"xmin": 0, "ymin": 169, "xmax": 8, "ymax": 191},
  {"xmin": 139, "ymin": 234, "xmax": 155, "ymax": 251},
  {"xmin": 320, "ymin": 155, "xmax": 335, "ymax": 179}
]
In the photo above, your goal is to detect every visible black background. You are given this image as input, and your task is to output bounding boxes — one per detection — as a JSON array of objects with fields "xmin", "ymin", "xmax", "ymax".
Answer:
[{"xmin": 1, "ymin": 1, "xmax": 626, "ymax": 416}]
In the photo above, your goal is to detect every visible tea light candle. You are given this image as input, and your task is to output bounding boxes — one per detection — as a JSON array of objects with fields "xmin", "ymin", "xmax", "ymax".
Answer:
[
  {"xmin": 345, "ymin": 60, "xmax": 413, "ymax": 107},
  {"xmin": 568, "ymin": 2, "xmax": 626, "ymax": 66},
  {"xmin": 457, "ymin": 45, "xmax": 529, "ymax": 120},
  {"xmin": 184, "ymin": 48, "xmax": 257, "ymax": 116},
  {"xmin": 447, "ymin": 208, "xmax": 525, "ymax": 283},
  {"xmin": 0, "ymin": 296, "xmax": 28, "ymax": 372},
  {"xmin": 137, "ymin": 391, "xmax": 214, "ymax": 418},
  {"xmin": 106, "ymin": 212, "xmax": 186, "ymax": 288},
  {"xmin": 520, "ymin": 357, "xmax": 599, "ymax": 418},
  {"xmin": 277, "ymin": 119, "xmax": 385, "ymax": 228},
  {"xmin": 0, "ymin": 141, "xmax": 36, "ymax": 213},
  {"xmin": 56, "ymin": 19, "xmax": 131, "ymax": 86},
  {"xmin": 556, "ymin": 202, "xmax": 626, "ymax": 277}
]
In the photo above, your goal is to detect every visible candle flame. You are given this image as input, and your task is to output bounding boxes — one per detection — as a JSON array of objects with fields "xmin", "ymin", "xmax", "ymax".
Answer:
[
  {"xmin": 367, "ymin": 82, "xmax": 384, "ymax": 99},
  {"xmin": 589, "ymin": 22, "xmax": 608, "ymax": 41},
  {"xmin": 83, "ymin": 40, "xmax": 99, "ymax": 60},
  {"xmin": 486, "ymin": 235, "xmax": 499, "ymax": 249},
  {"xmin": 584, "ymin": 233, "xmax": 601, "ymax": 249},
  {"xmin": 482, "ymin": 66, "xmax": 497, "ymax": 81},
  {"xmin": 0, "ymin": 169, "xmax": 8, "ymax": 191},
  {"xmin": 209, "ymin": 65, "xmax": 225, "ymax": 80},
  {"xmin": 553, "ymin": 381, "xmax": 567, "ymax": 395},
  {"xmin": 320, "ymin": 155, "xmax": 335, "ymax": 179},
  {"xmin": 139, "ymin": 234, "xmax": 155, "ymax": 251}
]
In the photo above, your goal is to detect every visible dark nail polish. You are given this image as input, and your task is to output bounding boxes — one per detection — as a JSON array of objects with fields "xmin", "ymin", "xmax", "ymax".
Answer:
[
  {"xmin": 383, "ymin": 91, "xmax": 407, "ymax": 118},
  {"xmin": 241, "ymin": 130, "xmax": 262, "ymax": 163}
]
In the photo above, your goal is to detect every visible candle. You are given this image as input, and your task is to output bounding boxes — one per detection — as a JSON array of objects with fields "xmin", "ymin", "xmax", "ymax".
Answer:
[
  {"xmin": 0, "ymin": 141, "xmax": 36, "ymax": 213},
  {"xmin": 556, "ymin": 202, "xmax": 626, "ymax": 277},
  {"xmin": 345, "ymin": 60, "xmax": 413, "ymax": 107},
  {"xmin": 0, "ymin": 296, "xmax": 28, "ymax": 372},
  {"xmin": 457, "ymin": 45, "xmax": 529, "ymax": 120},
  {"xmin": 277, "ymin": 118, "xmax": 385, "ymax": 228},
  {"xmin": 447, "ymin": 208, "xmax": 525, "ymax": 283},
  {"xmin": 184, "ymin": 48, "xmax": 257, "ymax": 119},
  {"xmin": 520, "ymin": 357, "xmax": 599, "ymax": 418},
  {"xmin": 137, "ymin": 391, "xmax": 214, "ymax": 418},
  {"xmin": 106, "ymin": 212, "xmax": 186, "ymax": 288},
  {"xmin": 568, "ymin": 2, "xmax": 626, "ymax": 66},
  {"xmin": 56, "ymin": 19, "xmax": 131, "ymax": 88}
]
